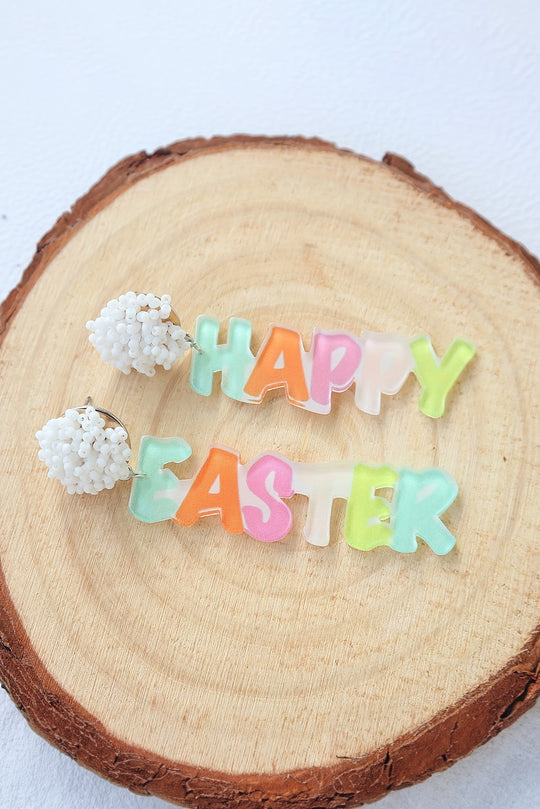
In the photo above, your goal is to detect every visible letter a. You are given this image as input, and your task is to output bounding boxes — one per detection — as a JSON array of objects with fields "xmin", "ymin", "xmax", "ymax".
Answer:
[
  {"xmin": 244, "ymin": 326, "xmax": 309, "ymax": 406},
  {"xmin": 174, "ymin": 447, "xmax": 243, "ymax": 533}
]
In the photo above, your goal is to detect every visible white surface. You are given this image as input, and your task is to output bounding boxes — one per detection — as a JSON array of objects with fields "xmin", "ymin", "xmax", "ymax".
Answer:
[{"xmin": 0, "ymin": 2, "xmax": 538, "ymax": 807}]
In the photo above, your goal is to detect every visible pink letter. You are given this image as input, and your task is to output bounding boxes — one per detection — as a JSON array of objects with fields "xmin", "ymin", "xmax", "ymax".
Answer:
[
  {"xmin": 310, "ymin": 330, "xmax": 362, "ymax": 413},
  {"xmin": 242, "ymin": 455, "xmax": 294, "ymax": 542}
]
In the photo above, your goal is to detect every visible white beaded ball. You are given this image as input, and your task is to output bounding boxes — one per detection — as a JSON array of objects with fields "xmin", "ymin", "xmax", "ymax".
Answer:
[
  {"xmin": 36, "ymin": 406, "xmax": 133, "ymax": 495},
  {"xmin": 86, "ymin": 292, "xmax": 190, "ymax": 376}
]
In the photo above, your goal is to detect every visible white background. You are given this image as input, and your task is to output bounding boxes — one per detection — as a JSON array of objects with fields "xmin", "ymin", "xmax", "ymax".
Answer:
[{"xmin": 0, "ymin": 2, "xmax": 538, "ymax": 808}]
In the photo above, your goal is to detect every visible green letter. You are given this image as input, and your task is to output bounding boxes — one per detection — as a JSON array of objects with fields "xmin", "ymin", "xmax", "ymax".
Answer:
[
  {"xmin": 410, "ymin": 336, "xmax": 476, "ymax": 418},
  {"xmin": 129, "ymin": 436, "xmax": 192, "ymax": 523},
  {"xmin": 190, "ymin": 315, "xmax": 254, "ymax": 401},
  {"xmin": 391, "ymin": 468, "xmax": 458, "ymax": 555},
  {"xmin": 345, "ymin": 464, "xmax": 398, "ymax": 550}
]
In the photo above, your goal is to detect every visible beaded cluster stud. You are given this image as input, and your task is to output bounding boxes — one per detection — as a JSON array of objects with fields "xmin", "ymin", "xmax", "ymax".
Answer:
[
  {"xmin": 86, "ymin": 291, "xmax": 199, "ymax": 377},
  {"xmin": 36, "ymin": 399, "xmax": 136, "ymax": 495}
]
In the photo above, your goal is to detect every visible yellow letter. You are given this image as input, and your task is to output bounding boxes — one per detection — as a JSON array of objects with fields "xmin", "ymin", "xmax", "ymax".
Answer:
[
  {"xmin": 345, "ymin": 464, "xmax": 398, "ymax": 550},
  {"xmin": 410, "ymin": 336, "xmax": 476, "ymax": 418}
]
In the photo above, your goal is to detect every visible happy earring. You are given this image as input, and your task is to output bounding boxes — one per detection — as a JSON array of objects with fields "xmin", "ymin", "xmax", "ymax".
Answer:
[
  {"xmin": 86, "ymin": 292, "xmax": 201, "ymax": 377},
  {"xmin": 36, "ymin": 397, "xmax": 142, "ymax": 494}
]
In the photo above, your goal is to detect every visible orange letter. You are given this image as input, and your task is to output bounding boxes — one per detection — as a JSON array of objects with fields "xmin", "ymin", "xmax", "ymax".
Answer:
[
  {"xmin": 244, "ymin": 326, "xmax": 309, "ymax": 405},
  {"xmin": 174, "ymin": 447, "xmax": 243, "ymax": 533}
]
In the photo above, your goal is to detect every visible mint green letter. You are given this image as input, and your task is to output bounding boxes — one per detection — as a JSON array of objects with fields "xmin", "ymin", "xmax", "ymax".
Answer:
[
  {"xmin": 129, "ymin": 436, "xmax": 192, "ymax": 523},
  {"xmin": 190, "ymin": 315, "xmax": 254, "ymax": 401},
  {"xmin": 391, "ymin": 468, "xmax": 458, "ymax": 555}
]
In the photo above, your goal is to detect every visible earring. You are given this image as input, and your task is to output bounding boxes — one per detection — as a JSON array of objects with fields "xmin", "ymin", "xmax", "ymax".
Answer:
[
  {"xmin": 86, "ymin": 291, "xmax": 201, "ymax": 377},
  {"xmin": 36, "ymin": 397, "xmax": 141, "ymax": 495}
]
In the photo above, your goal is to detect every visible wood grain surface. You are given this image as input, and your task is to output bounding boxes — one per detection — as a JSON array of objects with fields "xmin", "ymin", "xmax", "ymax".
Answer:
[{"xmin": 0, "ymin": 137, "xmax": 538, "ymax": 808}]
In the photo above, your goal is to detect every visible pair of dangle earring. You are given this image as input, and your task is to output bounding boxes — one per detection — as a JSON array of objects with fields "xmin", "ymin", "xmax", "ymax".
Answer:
[{"xmin": 38, "ymin": 291, "xmax": 198, "ymax": 494}]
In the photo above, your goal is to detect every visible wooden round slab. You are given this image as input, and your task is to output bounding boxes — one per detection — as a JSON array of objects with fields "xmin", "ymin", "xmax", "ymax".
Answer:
[{"xmin": 0, "ymin": 137, "xmax": 538, "ymax": 808}]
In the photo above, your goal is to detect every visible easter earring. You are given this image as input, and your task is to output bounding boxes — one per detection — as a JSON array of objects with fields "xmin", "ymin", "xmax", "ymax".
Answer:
[
  {"xmin": 35, "ymin": 400, "xmax": 459, "ymax": 555},
  {"xmin": 36, "ymin": 397, "xmax": 143, "ymax": 495},
  {"xmin": 86, "ymin": 291, "xmax": 201, "ymax": 377}
]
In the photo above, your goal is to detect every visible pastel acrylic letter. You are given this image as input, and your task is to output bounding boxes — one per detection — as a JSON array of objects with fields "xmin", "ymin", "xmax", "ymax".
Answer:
[
  {"xmin": 345, "ymin": 464, "xmax": 398, "ymax": 550},
  {"xmin": 174, "ymin": 447, "xmax": 243, "ymax": 533},
  {"xmin": 190, "ymin": 315, "xmax": 254, "ymax": 401},
  {"xmin": 391, "ymin": 468, "xmax": 458, "ymax": 554},
  {"xmin": 129, "ymin": 436, "xmax": 191, "ymax": 523},
  {"xmin": 243, "ymin": 326, "xmax": 309, "ymax": 406},
  {"xmin": 410, "ymin": 336, "xmax": 476, "ymax": 418},
  {"xmin": 242, "ymin": 455, "xmax": 294, "ymax": 542},
  {"xmin": 293, "ymin": 462, "xmax": 354, "ymax": 547},
  {"xmin": 310, "ymin": 330, "xmax": 362, "ymax": 413},
  {"xmin": 355, "ymin": 333, "xmax": 414, "ymax": 415}
]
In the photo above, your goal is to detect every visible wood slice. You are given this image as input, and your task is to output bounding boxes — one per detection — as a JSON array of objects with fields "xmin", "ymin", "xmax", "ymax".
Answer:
[{"xmin": 0, "ymin": 137, "xmax": 538, "ymax": 808}]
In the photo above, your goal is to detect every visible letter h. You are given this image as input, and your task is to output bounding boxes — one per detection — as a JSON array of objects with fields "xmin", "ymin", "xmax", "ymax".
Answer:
[{"xmin": 190, "ymin": 315, "xmax": 255, "ymax": 401}]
